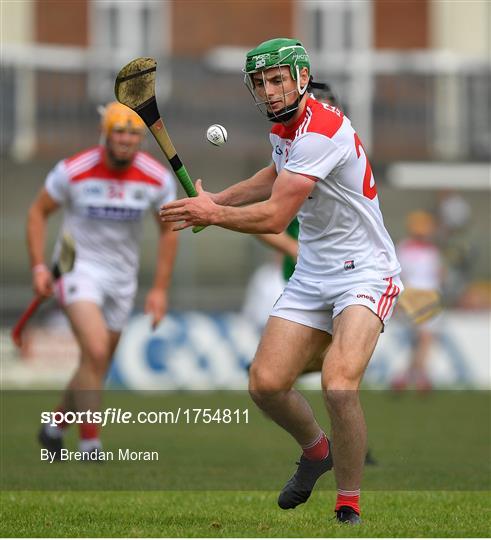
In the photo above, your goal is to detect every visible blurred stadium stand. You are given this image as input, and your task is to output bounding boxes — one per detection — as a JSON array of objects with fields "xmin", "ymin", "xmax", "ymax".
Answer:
[{"xmin": 1, "ymin": 0, "xmax": 489, "ymax": 325}]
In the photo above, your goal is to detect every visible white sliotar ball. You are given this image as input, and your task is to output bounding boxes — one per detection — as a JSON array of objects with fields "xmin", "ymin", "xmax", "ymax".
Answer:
[{"xmin": 206, "ymin": 124, "xmax": 228, "ymax": 147}]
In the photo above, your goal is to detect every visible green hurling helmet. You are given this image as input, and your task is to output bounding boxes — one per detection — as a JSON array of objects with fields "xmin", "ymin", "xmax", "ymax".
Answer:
[
  {"xmin": 243, "ymin": 38, "xmax": 311, "ymax": 122},
  {"xmin": 244, "ymin": 38, "xmax": 310, "ymax": 80}
]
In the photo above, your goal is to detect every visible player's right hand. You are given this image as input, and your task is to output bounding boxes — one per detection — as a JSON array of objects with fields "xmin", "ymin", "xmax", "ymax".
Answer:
[
  {"xmin": 32, "ymin": 266, "xmax": 54, "ymax": 297},
  {"xmin": 160, "ymin": 179, "xmax": 218, "ymax": 231}
]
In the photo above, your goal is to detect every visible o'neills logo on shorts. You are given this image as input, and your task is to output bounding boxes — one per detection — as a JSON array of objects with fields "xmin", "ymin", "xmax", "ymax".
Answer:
[
  {"xmin": 357, "ymin": 293, "xmax": 376, "ymax": 304},
  {"xmin": 344, "ymin": 260, "xmax": 355, "ymax": 270}
]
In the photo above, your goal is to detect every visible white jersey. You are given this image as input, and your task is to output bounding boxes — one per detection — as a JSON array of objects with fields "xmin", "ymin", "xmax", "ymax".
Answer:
[
  {"xmin": 270, "ymin": 96, "xmax": 400, "ymax": 281},
  {"xmin": 45, "ymin": 146, "xmax": 176, "ymax": 283},
  {"xmin": 396, "ymin": 239, "xmax": 442, "ymax": 290}
]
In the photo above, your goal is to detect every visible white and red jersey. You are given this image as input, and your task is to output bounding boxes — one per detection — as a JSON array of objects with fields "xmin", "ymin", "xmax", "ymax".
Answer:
[
  {"xmin": 270, "ymin": 96, "xmax": 400, "ymax": 281},
  {"xmin": 396, "ymin": 239, "xmax": 442, "ymax": 290},
  {"xmin": 45, "ymin": 146, "xmax": 176, "ymax": 283}
]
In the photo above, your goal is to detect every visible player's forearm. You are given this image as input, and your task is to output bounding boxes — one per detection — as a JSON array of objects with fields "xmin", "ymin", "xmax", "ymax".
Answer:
[
  {"xmin": 152, "ymin": 228, "xmax": 178, "ymax": 291},
  {"xmin": 26, "ymin": 205, "xmax": 48, "ymax": 267},
  {"xmin": 212, "ymin": 200, "xmax": 288, "ymax": 234},
  {"xmin": 214, "ymin": 166, "xmax": 276, "ymax": 207},
  {"xmin": 214, "ymin": 180, "xmax": 270, "ymax": 207}
]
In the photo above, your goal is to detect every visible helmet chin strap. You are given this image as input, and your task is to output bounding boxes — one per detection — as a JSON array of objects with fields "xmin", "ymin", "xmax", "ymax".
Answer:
[{"xmin": 267, "ymin": 90, "xmax": 308, "ymax": 123}]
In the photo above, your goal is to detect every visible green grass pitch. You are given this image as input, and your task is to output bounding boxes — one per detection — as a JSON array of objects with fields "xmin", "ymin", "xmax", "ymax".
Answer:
[
  {"xmin": 1, "ymin": 390, "xmax": 489, "ymax": 537},
  {"xmin": 1, "ymin": 490, "xmax": 489, "ymax": 537}
]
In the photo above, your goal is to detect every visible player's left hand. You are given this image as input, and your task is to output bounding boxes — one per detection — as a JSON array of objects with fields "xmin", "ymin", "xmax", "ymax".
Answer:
[
  {"xmin": 144, "ymin": 288, "xmax": 168, "ymax": 330},
  {"xmin": 159, "ymin": 179, "xmax": 218, "ymax": 231}
]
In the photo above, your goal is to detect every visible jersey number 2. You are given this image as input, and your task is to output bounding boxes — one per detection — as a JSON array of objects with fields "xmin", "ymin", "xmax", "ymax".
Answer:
[{"xmin": 354, "ymin": 133, "xmax": 377, "ymax": 200}]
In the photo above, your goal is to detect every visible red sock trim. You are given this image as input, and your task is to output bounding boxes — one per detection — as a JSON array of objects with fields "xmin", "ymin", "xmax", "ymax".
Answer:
[
  {"xmin": 302, "ymin": 432, "xmax": 329, "ymax": 461},
  {"xmin": 79, "ymin": 422, "xmax": 99, "ymax": 440},
  {"xmin": 335, "ymin": 489, "xmax": 360, "ymax": 514}
]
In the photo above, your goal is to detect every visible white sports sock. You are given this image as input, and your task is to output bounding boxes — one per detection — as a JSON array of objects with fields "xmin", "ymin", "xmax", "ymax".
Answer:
[{"xmin": 79, "ymin": 438, "xmax": 102, "ymax": 453}]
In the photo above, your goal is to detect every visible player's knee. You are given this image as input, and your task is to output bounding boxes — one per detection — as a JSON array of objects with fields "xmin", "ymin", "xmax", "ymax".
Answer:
[
  {"xmin": 322, "ymin": 368, "xmax": 360, "ymax": 393},
  {"xmin": 82, "ymin": 343, "xmax": 111, "ymax": 376},
  {"xmin": 322, "ymin": 366, "xmax": 360, "ymax": 414},
  {"xmin": 248, "ymin": 363, "xmax": 292, "ymax": 398}
]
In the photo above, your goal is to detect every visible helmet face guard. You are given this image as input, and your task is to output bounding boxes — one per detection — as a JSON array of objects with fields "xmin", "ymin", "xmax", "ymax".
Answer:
[
  {"xmin": 243, "ymin": 38, "xmax": 310, "ymax": 123},
  {"xmin": 244, "ymin": 65, "xmax": 308, "ymax": 122}
]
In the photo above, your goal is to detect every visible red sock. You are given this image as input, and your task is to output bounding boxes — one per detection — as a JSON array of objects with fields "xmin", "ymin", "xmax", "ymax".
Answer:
[
  {"xmin": 335, "ymin": 489, "xmax": 360, "ymax": 515},
  {"xmin": 79, "ymin": 422, "xmax": 99, "ymax": 440},
  {"xmin": 302, "ymin": 432, "xmax": 329, "ymax": 461}
]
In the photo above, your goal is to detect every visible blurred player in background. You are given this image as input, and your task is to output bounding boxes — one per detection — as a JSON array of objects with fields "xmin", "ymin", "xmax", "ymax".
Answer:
[
  {"xmin": 161, "ymin": 38, "xmax": 402, "ymax": 524},
  {"xmin": 29, "ymin": 102, "xmax": 178, "ymax": 459},
  {"xmin": 392, "ymin": 211, "xmax": 443, "ymax": 391},
  {"xmin": 241, "ymin": 253, "xmax": 285, "ymax": 329},
  {"xmin": 436, "ymin": 190, "xmax": 474, "ymax": 306}
]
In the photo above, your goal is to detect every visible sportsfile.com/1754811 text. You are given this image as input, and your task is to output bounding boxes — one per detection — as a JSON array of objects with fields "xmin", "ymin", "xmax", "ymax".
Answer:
[{"xmin": 40, "ymin": 408, "xmax": 249, "ymax": 428}]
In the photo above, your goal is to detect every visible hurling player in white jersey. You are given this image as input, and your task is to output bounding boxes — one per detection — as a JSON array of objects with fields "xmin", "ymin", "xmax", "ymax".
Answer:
[
  {"xmin": 160, "ymin": 38, "xmax": 402, "ymax": 524},
  {"xmin": 29, "ymin": 102, "xmax": 178, "ymax": 459},
  {"xmin": 393, "ymin": 211, "xmax": 443, "ymax": 391}
]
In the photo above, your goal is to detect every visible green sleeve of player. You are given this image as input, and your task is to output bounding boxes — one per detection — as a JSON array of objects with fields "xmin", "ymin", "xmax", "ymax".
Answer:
[{"xmin": 282, "ymin": 218, "xmax": 299, "ymax": 281}]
